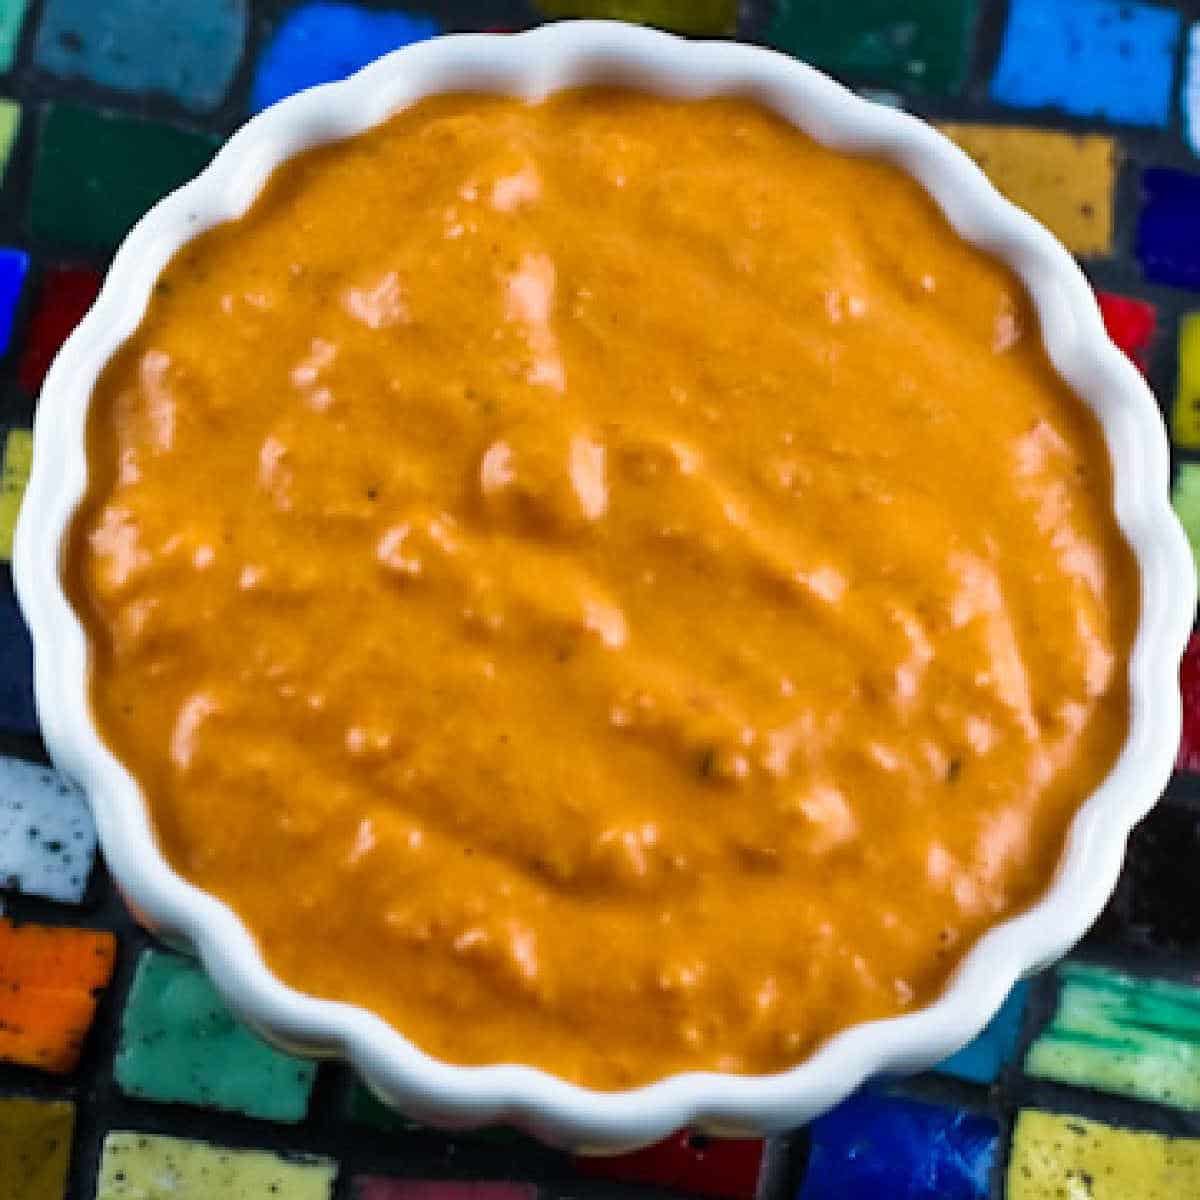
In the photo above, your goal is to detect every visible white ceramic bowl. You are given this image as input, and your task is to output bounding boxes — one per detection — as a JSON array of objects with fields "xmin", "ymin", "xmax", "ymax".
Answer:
[{"xmin": 13, "ymin": 20, "xmax": 1196, "ymax": 1153}]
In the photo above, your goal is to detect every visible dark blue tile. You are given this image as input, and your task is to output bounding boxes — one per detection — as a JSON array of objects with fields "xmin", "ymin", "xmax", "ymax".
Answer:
[
  {"xmin": 0, "ymin": 249, "xmax": 28, "ymax": 356},
  {"xmin": 798, "ymin": 1092, "xmax": 996, "ymax": 1200},
  {"xmin": 250, "ymin": 2, "xmax": 440, "ymax": 113},
  {"xmin": 1137, "ymin": 168, "xmax": 1200, "ymax": 290},
  {"xmin": 0, "ymin": 575, "xmax": 37, "ymax": 735}
]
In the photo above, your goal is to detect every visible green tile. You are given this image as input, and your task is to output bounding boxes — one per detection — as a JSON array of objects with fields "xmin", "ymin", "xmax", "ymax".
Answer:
[
  {"xmin": 0, "ymin": 99, "xmax": 20, "ymax": 182},
  {"xmin": 767, "ymin": 0, "xmax": 979, "ymax": 97},
  {"xmin": 345, "ymin": 1080, "xmax": 420, "ymax": 1134},
  {"xmin": 536, "ymin": 0, "xmax": 736, "ymax": 36},
  {"xmin": 1173, "ymin": 462, "xmax": 1200, "ymax": 584},
  {"xmin": 29, "ymin": 103, "xmax": 217, "ymax": 250},
  {"xmin": 115, "ymin": 950, "xmax": 317, "ymax": 1123},
  {"xmin": 1025, "ymin": 962, "xmax": 1200, "ymax": 1110},
  {"xmin": 0, "ymin": 1, "xmax": 28, "ymax": 74},
  {"xmin": 345, "ymin": 1080, "xmax": 524, "ymax": 1143},
  {"xmin": 97, "ymin": 1133, "xmax": 335, "ymax": 1200}
]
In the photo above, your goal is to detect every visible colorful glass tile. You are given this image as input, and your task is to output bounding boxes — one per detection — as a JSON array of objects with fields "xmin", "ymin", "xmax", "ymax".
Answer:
[
  {"xmin": 937, "ymin": 125, "xmax": 1116, "ymax": 257},
  {"xmin": 96, "ymin": 1133, "xmax": 336, "ymax": 1199},
  {"xmin": 991, "ymin": 0, "xmax": 1180, "ymax": 127},
  {"xmin": 1007, "ymin": 1109, "xmax": 1200, "ymax": 1199},
  {"xmin": 250, "ymin": 3, "xmax": 440, "ymax": 114},
  {"xmin": 1025, "ymin": 962, "xmax": 1200, "ymax": 1109},
  {"xmin": 0, "ymin": 1097, "xmax": 74, "ymax": 1200},
  {"xmin": 767, "ymin": 0, "xmax": 977, "ymax": 96},
  {"xmin": 798, "ymin": 1092, "xmax": 996, "ymax": 1200},
  {"xmin": 0, "ymin": 755, "xmax": 96, "ymax": 904},
  {"xmin": 536, "ymin": 0, "xmax": 736, "ymax": 36},
  {"xmin": 1137, "ymin": 167, "xmax": 1200, "ymax": 290},
  {"xmin": 1187, "ymin": 24, "xmax": 1200, "ymax": 157},
  {"xmin": 343, "ymin": 1081, "xmax": 522, "ymax": 1143},
  {"xmin": 17, "ymin": 265, "xmax": 101, "ymax": 395},
  {"xmin": 0, "ymin": 99, "xmax": 20, "ymax": 183},
  {"xmin": 0, "ymin": 249, "xmax": 28, "ymax": 357},
  {"xmin": 355, "ymin": 1184, "xmax": 535, "ymax": 1200},
  {"xmin": 1173, "ymin": 313, "xmax": 1200, "ymax": 449},
  {"xmin": 33, "ymin": 0, "xmax": 248, "ymax": 114},
  {"xmin": 343, "ymin": 1080, "xmax": 419, "ymax": 1132},
  {"xmin": 115, "ymin": 949, "xmax": 317, "ymax": 1122},
  {"xmin": 1181, "ymin": 631, "xmax": 1200, "ymax": 772},
  {"xmin": 29, "ymin": 104, "xmax": 218, "ymax": 251},
  {"xmin": 1097, "ymin": 291, "xmax": 1157, "ymax": 374},
  {"xmin": 1171, "ymin": 463, "xmax": 1200, "ymax": 585},
  {"xmin": 574, "ymin": 1130, "xmax": 763, "ymax": 1199},
  {"xmin": 0, "ymin": 916, "xmax": 115, "ymax": 1073},
  {"xmin": 0, "ymin": 426, "xmax": 31, "ymax": 561},
  {"xmin": 0, "ymin": 580, "xmax": 36, "ymax": 737},
  {"xmin": 935, "ymin": 981, "xmax": 1029, "ymax": 1084},
  {"xmin": 1089, "ymin": 802, "xmax": 1200, "ymax": 952},
  {"xmin": 0, "ymin": 1, "xmax": 28, "ymax": 74}
]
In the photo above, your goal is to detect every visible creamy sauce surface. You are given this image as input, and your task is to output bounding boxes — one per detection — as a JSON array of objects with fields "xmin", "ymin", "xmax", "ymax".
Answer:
[{"xmin": 66, "ymin": 91, "xmax": 1138, "ymax": 1087}]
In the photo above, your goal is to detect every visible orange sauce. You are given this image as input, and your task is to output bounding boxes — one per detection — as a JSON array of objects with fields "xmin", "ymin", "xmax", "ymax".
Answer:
[{"xmin": 65, "ymin": 91, "xmax": 1138, "ymax": 1088}]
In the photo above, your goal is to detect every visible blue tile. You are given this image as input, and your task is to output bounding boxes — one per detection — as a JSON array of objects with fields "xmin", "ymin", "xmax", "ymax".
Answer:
[
  {"xmin": 798, "ymin": 1092, "xmax": 997, "ymax": 1200},
  {"xmin": 34, "ymin": 0, "xmax": 248, "ymax": 115},
  {"xmin": 0, "ymin": 755, "xmax": 96, "ymax": 903},
  {"xmin": 251, "ymin": 2, "xmax": 440, "ymax": 113},
  {"xmin": 990, "ymin": 0, "xmax": 1180, "ymax": 128},
  {"xmin": 0, "ymin": 248, "xmax": 27, "ymax": 356},
  {"xmin": 935, "ymin": 981, "xmax": 1029, "ymax": 1084},
  {"xmin": 1137, "ymin": 167, "xmax": 1200, "ymax": 290},
  {"xmin": 0, "ymin": 576, "xmax": 36, "ymax": 735}
]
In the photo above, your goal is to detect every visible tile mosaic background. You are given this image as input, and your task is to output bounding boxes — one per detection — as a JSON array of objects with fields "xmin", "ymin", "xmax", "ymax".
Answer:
[{"xmin": 0, "ymin": 0, "xmax": 1199, "ymax": 1196}]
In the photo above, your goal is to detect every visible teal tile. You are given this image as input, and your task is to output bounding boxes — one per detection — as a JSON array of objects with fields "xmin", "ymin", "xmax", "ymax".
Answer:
[
  {"xmin": 935, "ymin": 982, "xmax": 1029, "ymax": 1084},
  {"xmin": 767, "ymin": 0, "xmax": 979, "ymax": 97},
  {"xmin": 34, "ymin": 0, "xmax": 248, "ymax": 114},
  {"xmin": 0, "ymin": 0, "xmax": 28, "ymax": 74},
  {"xmin": 29, "ymin": 103, "xmax": 217, "ymax": 250},
  {"xmin": 1025, "ymin": 962, "xmax": 1200, "ymax": 1110},
  {"xmin": 115, "ymin": 950, "xmax": 317, "ymax": 1122}
]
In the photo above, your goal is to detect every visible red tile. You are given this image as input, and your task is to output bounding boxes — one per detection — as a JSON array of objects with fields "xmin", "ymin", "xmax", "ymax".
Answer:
[
  {"xmin": 18, "ymin": 265, "xmax": 103, "ymax": 394},
  {"xmin": 1096, "ymin": 291, "xmax": 1157, "ymax": 373},
  {"xmin": 1179, "ymin": 631, "xmax": 1200, "ymax": 773},
  {"xmin": 355, "ymin": 1184, "xmax": 535, "ymax": 1200},
  {"xmin": 574, "ymin": 1130, "xmax": 764, "ymax": 1200}
]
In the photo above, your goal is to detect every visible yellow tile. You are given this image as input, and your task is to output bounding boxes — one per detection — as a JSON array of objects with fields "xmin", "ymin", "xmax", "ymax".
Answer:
[
  {"xmin": 1008, "ymin": 1109, "xmax": 1200, "ymax": 1199},
  {"xmin": 937, "ymin": 124, "xmax": 1117, "ymax": 256},
  {"xmin": 97, "ymin": 1132, "xmax": 335, "ymax": 1199},
  {"xmin": 1173, "ymin": 313, "xmax": 1200, "ymax": 450},
  {"xmin": 0, "ymin": 427, "xmax": 31, "ymax": 561},
  {"xmin": 0, "ymin": 1097, "xmax": 74, "ymax": 1200}
]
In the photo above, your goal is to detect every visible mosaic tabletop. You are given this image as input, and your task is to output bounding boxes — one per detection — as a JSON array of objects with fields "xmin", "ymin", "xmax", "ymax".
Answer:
[{"xmin": 2, "ymin": 0, "xmax": 1200, "ymax": 1197}]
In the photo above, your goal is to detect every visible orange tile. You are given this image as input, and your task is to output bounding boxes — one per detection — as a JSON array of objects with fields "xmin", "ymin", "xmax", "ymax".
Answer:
[{"xmin": 0, "ymin": 918, "xmax": 115, "ymax": 1073}]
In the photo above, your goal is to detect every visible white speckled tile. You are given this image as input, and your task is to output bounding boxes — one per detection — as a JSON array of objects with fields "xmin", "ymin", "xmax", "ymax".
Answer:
[{"xmin": 0, "ymin": 755, "xmax": 96, "ymax": 902}]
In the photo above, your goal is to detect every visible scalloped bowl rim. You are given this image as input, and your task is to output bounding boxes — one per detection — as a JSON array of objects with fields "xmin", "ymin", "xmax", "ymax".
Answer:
[{"xmin": 12, "ymin": 21, "xmax": 1196, "ymax": 1152}]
